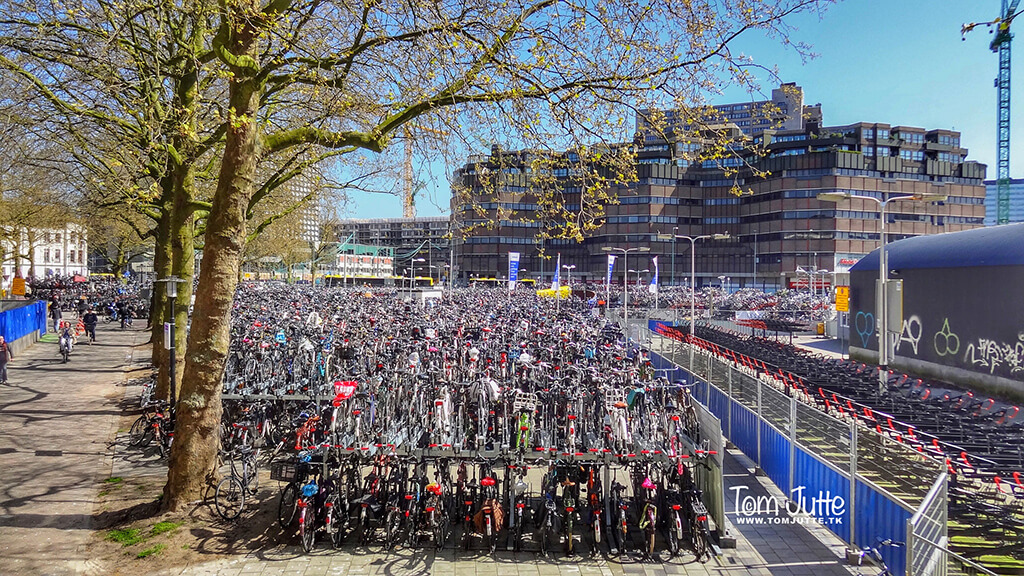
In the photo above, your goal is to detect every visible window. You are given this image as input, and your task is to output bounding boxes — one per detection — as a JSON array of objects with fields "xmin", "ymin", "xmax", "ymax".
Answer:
[
  {"xmin": 876, "ymin": 147, "xmax": 890, "ymax": 157},
  {"xmin": 878, "ymin": 129, "xmax": 889, "ymax": 140},
  {"xmin": 899, "ymin": 150, "xmax": 924, "ymax": 162},
  {"xmin": 862, "ymin": 146, "xmax": 874, "ymax": 156},
  {"xmin": 44, "ymin": 248, "xmax": 50, "ymax": 263},
  {"xmin": 69, "ymin": 251, "xmax": 75, "ymax": 263},
  {"xmin": 56, "ymin": 233, "xmax": 61, "ymax": 243},
  {"xmin": 55, "ymin": 249, "xmax": 61, "ymax": 262},
  {"xmin": 863, "ymin": 128, "xmax": 875, "ymax": 139}
]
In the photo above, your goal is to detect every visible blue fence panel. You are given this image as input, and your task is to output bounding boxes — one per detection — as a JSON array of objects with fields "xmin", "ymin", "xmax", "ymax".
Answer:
[
  {"xmin": 759, "ymin": 421, "xmax": 791, "ymax": 494},
  {"xmin": 729, "ymin": 400, "xmax": 759, "ymax": 459},
  {"xmin": 0, "ymin": 301, "xmax": 47, "ymax": 342},
  {"xmin": 856, "ymin": 481, "xmax": 911, "ymax": 576},
  {"xmin": 792, "ymin": 448, "xmax": 851, "ymax": 543},
  {"xmin": 706, "ymin": 385, "xmax": 729, "ymax": 422}
]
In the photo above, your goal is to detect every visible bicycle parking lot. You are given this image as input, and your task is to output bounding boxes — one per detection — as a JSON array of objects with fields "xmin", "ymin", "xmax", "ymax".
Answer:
[{"xmin": 0, "ymin": 286, "xmax": 868, "ymax": 576}]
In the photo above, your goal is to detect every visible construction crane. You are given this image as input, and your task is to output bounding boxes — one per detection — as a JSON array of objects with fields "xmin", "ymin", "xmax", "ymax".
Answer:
[
  {"xmin": 402, "ymin": 124, "xmax": 449, "ymax": 218},
  {"xmin": 963, "ymin": 0, "xmax": 1023, "ymax": 225}
]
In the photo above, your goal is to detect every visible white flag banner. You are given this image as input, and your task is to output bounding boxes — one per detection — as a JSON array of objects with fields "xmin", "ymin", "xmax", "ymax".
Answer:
[
  {"xmin": 649, "ymin": 256, "xmax": 659, "ymax": 294},
  {"xmin": 551, "ymin": 252, "xmax": 561, "ymax": 290}
]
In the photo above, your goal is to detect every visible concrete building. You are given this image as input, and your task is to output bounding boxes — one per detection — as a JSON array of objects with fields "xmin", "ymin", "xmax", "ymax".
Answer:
[
  {"xmin": 1, "ymin": 223, "xmax": 89, "ymax": 284},
  {"xmin": 983, "ymin": 178, "xmax": 1024, "ymax": 225},
  {"xmin": 637, "ymin": 83, "xmax": 823, "ymax": 138},
  {"xmin": 335, "ymin": 217, "xmax": 451, "ymax": 281},
  {"xmin": 452, "ymin": 89, "xmax": 987, "ymax": 290}
]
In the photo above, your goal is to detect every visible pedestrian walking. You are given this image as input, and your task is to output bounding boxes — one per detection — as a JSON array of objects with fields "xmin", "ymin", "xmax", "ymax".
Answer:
[
  {"xmin": 83, "ymin": 309, "xmax": 98, "ymax": 344},
  {"xmin": 48, "ymin": 301, "xmax": 63, "ymax": 333},
  {"xmin": 0, "ymin": 336, "xmax": 12, "ymax": 384}
]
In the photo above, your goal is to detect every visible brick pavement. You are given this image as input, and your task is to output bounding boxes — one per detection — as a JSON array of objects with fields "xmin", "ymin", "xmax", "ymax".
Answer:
[{"xmin": 0, "ymin": 322, "xmax": 145, "ymax": 575}]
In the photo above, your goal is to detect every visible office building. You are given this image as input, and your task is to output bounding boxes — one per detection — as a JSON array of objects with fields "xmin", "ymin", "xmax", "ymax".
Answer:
[
  {"xmin": 335, "ymin": 216, "xmax": 451, "ymax": 280},
  {"xmin": 983, "ymin": 178, "xmax": 1024, "ymax": 225},
  {"xmin": 452, "ymin": 88, "xmax": 987, "ymax": 290}
]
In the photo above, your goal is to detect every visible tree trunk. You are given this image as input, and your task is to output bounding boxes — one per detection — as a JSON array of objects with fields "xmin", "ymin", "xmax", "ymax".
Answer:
[
  {"xmin": 164, "ymin": 167, "xmax": 195, "ymax": 405},
  {"xmin": 151, "ymin": 198, "xmax": 172, "ymax": 399},
  {"xmin": 163, "ymin": 28, "xmax": 261, "ymax": 511}
]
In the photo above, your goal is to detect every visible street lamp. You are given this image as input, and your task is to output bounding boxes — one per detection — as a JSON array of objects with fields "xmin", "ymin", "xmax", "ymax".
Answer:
[
  {"xmin": 156, "ymin": 276, "xmax": 186, "ymax": 414},
  {"xmin": 659, "ymin": 233, "xmax": 731, "ymax": 373},
  {"xmin": 817, "ymin": 191, "xmax": 947, "ymax": 391},
  {"xmin": 751, "ymin": 228, "xmax": 759, "ymax": 291},
  {"xmin": 561, "ymin": 264, "xmax": 576, "ymax": 289},
  {"xmin": 411, "ymin": 257, "xmax": 426, "ymax": 288},
  {"xmin": 601, "ymin": 246, "xmax": 650, "ymax": 338},
  {"xmin": 628, "ymin": 269, "xmax": 649, "ymax": 287}
]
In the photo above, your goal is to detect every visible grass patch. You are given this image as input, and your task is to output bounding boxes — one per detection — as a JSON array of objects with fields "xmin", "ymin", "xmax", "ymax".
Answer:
[
  {"xmin": 104, "ymin": 477, "xmax": 123, "ymax": 484},
  {"xmin": 136, "ymin": 543, "xmax": 165, "ymax": 559},
  {"xmin": 150, "ymin": 521, "xmax": 181, "ymax": 536},
  {"xmin": 106, "ymin": 528, "xmax": 143, "ymax": 547},
  {"xmin": 98, "ymin": 490, "xmax": 110, "ymax": 497}
]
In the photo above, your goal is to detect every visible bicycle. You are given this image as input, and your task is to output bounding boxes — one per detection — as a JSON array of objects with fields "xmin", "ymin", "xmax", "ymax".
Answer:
[
  {"xmin": 215, "ymin": 446, "xmax": 260, "ymax": 520},
  {"xmin": 855, "ymin": 539, "xmax": 905, "ymax": 576}
]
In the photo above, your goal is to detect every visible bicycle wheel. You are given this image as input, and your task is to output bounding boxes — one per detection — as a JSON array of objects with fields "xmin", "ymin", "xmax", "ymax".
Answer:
[
  {"xmin": 299, "ymin": 505, "xmax": 315, "ymax": 552},
  {"xmin": 215, "ymin": 476, "xmax": 245, "ymax": 520},
  {"xmin": 385, "ymin": 510, "xmax": 402, "ymax": 550},
  {"xmin": 128, "ymin": 415, "xmax": 153, "ymax": 447},
  {"xmin": 278, "ymin": 483, "xmax": 300, "ymax": 531},
  {"xmin": 692, "ymin": 526, "xmax": 709, "ymax": 562},
  {"xmin": 486, "ymin": 514, "xmax": 496, "ymax": 554}
]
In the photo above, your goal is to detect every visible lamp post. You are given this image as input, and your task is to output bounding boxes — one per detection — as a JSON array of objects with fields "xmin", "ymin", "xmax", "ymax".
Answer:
[
  {"xmin": 659, "ymin": 233, "xmax": 730, "ymax": 373},
  {"xmin": 561, "ymin": 264, "xmax": 576, "ymax": 290},
  {"xmin": 817, "ymin": 191, "xmax": 947, "ymax": 391},
  {"xmin": 156, "ymin": 276, "xmax": 184, "ymax": 414},
  {"xmin": 752, "ymin": 228, "xmax": 759, "ymax": 291},
  {"xmin": 411, "ymin": 257, "xmax": 426, "ymax": 289},
  {"xmin": 628, "ymin": 269, "xmax": 649, "ymax": 287},
  {"xmin": 601, "ymin": 246, "xmax": 650, "ymax": 340},
  {"xmin": 670, "ymin": 226, "xmax": 678, "ymax": 286}
]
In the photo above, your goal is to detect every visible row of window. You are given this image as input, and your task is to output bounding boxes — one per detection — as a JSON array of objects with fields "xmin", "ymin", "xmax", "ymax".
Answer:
[
  {"xmin": 700, "ymin": 179, "xmax": 744, "ymax": 187},
  {"xmin": 705, "ymin": 197, "xmax": 741, "ymax": 205},
  {"xmin": 618, "ymin": 196, "xmax": 700, "ymax": 206},
  {"xmin": 700, "ymin": 157, "xmax": 744, "ymax": 168},
  {"xmin": 774, "ymin": 134, "xmax": 807, "ymax": 143},
  {"xmin": 899, "ymin": 150, "xmax": 925, "ymax": 162},
  {"xmin": 606, "ymin": 215, "xmax": 678, "ymax": 224},
  {"xmin": 41, "ymin": 249, "xmax": 84, "ymax": 263},
  {"xmin": 895, "ymin": 132, "xmax": 925, "ymax": 144}
]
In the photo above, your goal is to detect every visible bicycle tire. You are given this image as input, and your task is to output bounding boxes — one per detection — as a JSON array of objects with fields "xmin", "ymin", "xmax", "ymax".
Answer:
[
  {"xmin": 692, "ymin": 525, "xmax": 709, "ymax": 562},
  {"xmin": 215, "ymin": 476, "xmax": 245, "ymax": 520},
  {"xmin": 566, "ymin": 516, "xmax": 574, "ymax": 556},
  {"xmin": 278, "ymin": 483, "xmax": 300, "ymax": 531},
  {"xmin": 385, "ymin": 510, "xmax": 402, "ymax": 550},
  {"xmin": 128, "ymin": 415, "xmax": 152, "ymax": 447},
  {"xmin": 299, "ymin": 505, "xmax": 315, "ymax": 552},
  {"xmin": 486, "ymin": 514, "xmax": 496, "ymax": 553},
  {"xmin": 328, "ymin": 495, "xmax": 346, "ymax": 549},
  {"xmin": 435, "ymin": 511, "xmax": 450, "ymax": 550}
]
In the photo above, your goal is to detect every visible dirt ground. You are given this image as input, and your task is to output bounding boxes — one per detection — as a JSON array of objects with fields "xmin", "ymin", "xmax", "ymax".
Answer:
[{"xmin": 88, "ymin": 470, "xmax": 287, "ymax": 576}]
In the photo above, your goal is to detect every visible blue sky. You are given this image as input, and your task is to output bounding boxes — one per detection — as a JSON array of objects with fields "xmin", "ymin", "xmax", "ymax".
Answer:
[{"xmin": 344, "ymin": 0, "xmax": 1014, "ymax": 219}]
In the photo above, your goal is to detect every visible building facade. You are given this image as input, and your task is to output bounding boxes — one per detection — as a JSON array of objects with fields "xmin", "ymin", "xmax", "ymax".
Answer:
[
  {"xmin": 335, "ymin": 217, "xmax": 451, "ymax": 281},
  {"xmin": 983, "ymin": 178, "xmax": 1024, "ymax": 225},
  {"xmin": 1, "ymin": 223, "xmax": 90, "ymax": 284},
  {"xmin": 453, "ymin": 94, "xmax": 987, "ymax": 290},
  {"xmin": 637, "ymin": 83, "xmax": 823, "ymax": 138}
]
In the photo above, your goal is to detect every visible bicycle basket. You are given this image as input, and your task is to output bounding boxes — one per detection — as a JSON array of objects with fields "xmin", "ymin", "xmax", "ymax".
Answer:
[{"xmin": 270, "ymin": 462, "xmax": 298, "ymax": 482}]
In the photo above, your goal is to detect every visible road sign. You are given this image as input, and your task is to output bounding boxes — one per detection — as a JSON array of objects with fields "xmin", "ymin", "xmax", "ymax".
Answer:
[{"xmin": 835, "ymin": 286, "xmax": 849, "ymax": 312}]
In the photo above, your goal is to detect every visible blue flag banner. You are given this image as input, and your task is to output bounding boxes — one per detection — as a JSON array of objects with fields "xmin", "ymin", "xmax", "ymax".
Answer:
[{"xmin": 508, "ymin": 252, "xmax": 520, "ymax": 291}]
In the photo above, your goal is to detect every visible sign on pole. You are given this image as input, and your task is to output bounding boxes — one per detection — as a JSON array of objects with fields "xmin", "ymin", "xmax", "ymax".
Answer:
[
  {"xmin": 835, "ymin": 285, "xmax": 850, "ymax": 312},
  {"xmin": 12, "ymin": 278, "xmax": 26, "ymax": 296},
  {"xmin": 163, "ymin": 322, "xmax": 172, "ymax": 349},
  {"xmin": 508, "ymin": 252, "xmax": 520, "ymax": 291}
]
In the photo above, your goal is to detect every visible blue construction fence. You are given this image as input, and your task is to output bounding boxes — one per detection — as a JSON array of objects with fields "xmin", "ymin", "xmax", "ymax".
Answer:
[
  {"xmin": 645, "ymin": 328, "xmax": 943, "ymax": 576},
  {"xmin": 0, "ymin": 300, "xmax": 47, "ymax": 343}
]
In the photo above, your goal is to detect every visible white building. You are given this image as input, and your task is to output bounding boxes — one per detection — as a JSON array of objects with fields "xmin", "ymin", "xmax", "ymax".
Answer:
[{"xmin": 1, "ymin": 223, "xmax": 89, "ymax": 284}]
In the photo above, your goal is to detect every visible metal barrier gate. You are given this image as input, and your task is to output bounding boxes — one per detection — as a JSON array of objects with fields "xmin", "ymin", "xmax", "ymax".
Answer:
[{"xmin": 645, "ymin": 329, "xmax": 950, "ymax": 576}]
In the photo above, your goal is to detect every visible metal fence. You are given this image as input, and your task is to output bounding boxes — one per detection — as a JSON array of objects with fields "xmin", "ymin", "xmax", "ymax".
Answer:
[{"xmin": 647, "ymin": 331, "xmax": 951, "ymax": 576}]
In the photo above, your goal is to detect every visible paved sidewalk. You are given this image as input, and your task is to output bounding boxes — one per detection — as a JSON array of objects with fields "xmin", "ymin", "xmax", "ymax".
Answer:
[{"xmin": 0, "ymin": 323, "xmax": 146, "ymax": 575}]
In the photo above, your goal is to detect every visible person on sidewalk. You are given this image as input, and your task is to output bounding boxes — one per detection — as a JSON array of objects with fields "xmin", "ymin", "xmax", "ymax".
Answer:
[
  {"xmin": 48, "ymin": 302, "xmax": 63, "ymax": 334},
  {"xmin": 82, "ymin": 309, "xmax": 99, "ymax": 344},
  {"xmin": 0, "ymin": 335, "xmax": 13, "ymax": 383}
]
